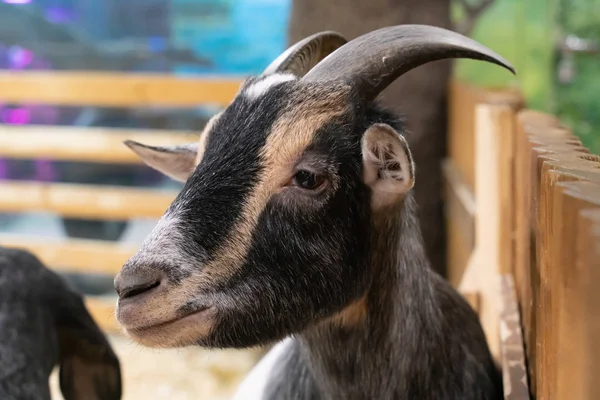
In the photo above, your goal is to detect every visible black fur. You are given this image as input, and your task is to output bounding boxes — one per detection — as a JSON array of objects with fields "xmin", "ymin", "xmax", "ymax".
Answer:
[
  {"xmin": 0, "ymin": 246, "xmax": 121, "ymax": 400},
  {"xmin": 167, "ymin": 78, "xmax": 292, "ymax": 263}
]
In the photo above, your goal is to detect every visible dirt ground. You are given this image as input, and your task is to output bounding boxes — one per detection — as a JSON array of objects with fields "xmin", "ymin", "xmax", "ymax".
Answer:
[{"xmin": 49, "ymin": 334, "xmax": 263, "ymax": 400}]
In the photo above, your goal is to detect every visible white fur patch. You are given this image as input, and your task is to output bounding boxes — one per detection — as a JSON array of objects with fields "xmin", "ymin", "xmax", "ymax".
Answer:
[
  {"xmin": 136, "ymin": 212, "xmax": 195, "ymax": 274},
  {"xmin": 231, "ymin": 338, "xmax": 293, "ymax": 400},
  {"xmin": 244, "ymin": 73, "xmax": 296, "ymax": 100}
]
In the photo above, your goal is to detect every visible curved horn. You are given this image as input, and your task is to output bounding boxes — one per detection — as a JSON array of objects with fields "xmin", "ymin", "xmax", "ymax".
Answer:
[
  {"xmin": 302, "ymin": 24, "xmax": 516, "ymax": 101},
  {"xmin": 262, "ymin": 31, "xmax": 348, "ymax": 77}
]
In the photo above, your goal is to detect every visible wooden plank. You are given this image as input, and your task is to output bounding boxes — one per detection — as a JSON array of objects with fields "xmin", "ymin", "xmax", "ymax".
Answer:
[
  {"xmin": 0, "ymin": 125, "xmax": 198, "ymax": 163},
  {"xmin": 535, "ymin": 158, "xmax": 600, "ymax": 397},
  {"xmin": 551, "ymin": 182, "xmax": 600, "ymax": 400},
  {"xmin": 447, "ymin": 82, "xmax": 523, "ymax": 293},
  {"xmin": 447, "ymin": 81, "xmax": 524, "ymax": 194},
  {"xmin": 499, "ymin": 274, "xmax": 530, "ymax": 400},
  {"xmin": 448, "ymin": 81, "xmax": 480, "ymax": 191},
  {"xmin": 85, "ymin": 296, "xmax": 120, "ymax": 334},
  {"xmin": 0, "ymin": 181, "xmax": 177, "ymax": 219},
  {"xmin": 536, "ymin": 166, "xmax": 569, "ymax": 400},
  {"xmin": 577, "ymin": 209, "xmax": 600, "ymax": 400},
  {"xmin": 0, "ymin": 234, "xmax": 137, "ymax": 275},
  {"xmin": 442, "ymin": 159, "xmax": 476, "ymax": 287},
  {"xmin": 535, "ymin": 163, "xmax": 600, "ymax": 400},
  {"xmin": 460, "ymin": 291, "xmax": 480, "ymax": 315},
  {"xmin": 462, "ymin": 104, "xmax": 517, "ymax": 360},
  {"xmin": 535, "ymin": 164, "xmax": 600, "ymax": 399},
  {"xmin": 0, "ymin": 71, "xmax": 243, "ymax": 107},
  {"xmin": 441, "ymin": 159, "xmax": 476, "ymax": 221}
]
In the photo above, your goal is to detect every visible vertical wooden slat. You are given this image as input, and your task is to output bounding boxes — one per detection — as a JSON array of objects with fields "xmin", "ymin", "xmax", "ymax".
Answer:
[
  {"xmin": 463, "ymin": 104, "xmax": 517, "ymax": 359},
  {"xmin": 461, "ymin": 291, "xmax": 480, "ymax": 315},
  {"xmin": 534, "ymin": 161, "xmax": 600, "ymax": 399},
  {"xmin": 448, "ymin": 81, "xmax": 480, "ymax": 191},
  {"xmin": 446, "ymin": 82, "xmax": 523, "ymax": 286},
  {"xmin": 499, "ymin": 274, "xmax": 530, "ymax": 400},
  {"xmin": 551, "ymin": 182, "xmax": 600, "ymax": 400},
  {"xmin": 442, "ymin": 160, "xmax": 476, "ymax": 287},
  {"xmin": 512, "ymin": 113, "xmax": 561, "ymax": 391},
  {"xmin": 578, "ymin": 209, "xmax": 600, "ymax": 400}
]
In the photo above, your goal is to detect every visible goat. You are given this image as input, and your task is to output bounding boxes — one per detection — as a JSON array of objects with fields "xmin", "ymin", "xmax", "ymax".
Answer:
[
  {"xmin": 0, "ymin": 246, "xmax": 122, "ymax": 400},
  {"xmin": 114, "ymin": 25, "xmax": 515, "ymax": 399}
]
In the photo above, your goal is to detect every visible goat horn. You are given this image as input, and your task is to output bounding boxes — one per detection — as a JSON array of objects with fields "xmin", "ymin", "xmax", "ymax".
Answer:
[
  {"xmin": 262, "ymin": 31, "xmax": 348, "ymax": 77},
  {"xmin": 302, "ymin": 24, "xmax": 516, "ymax": 101}
]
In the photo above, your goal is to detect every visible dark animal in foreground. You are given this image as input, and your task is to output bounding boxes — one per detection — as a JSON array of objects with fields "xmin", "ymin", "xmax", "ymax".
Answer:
[{"xmin": 0, "ymin": 246, "xmax": 121, "ymax": 400}]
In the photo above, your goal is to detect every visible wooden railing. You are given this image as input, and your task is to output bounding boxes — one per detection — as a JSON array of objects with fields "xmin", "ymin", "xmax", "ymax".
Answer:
[
  {"xmin": 446, "ymin": 81, "xmax": 600, "ymax": 399},
  {"xmin": 0, "ymin": 71, "xmax": 244, "ymax": 333},
  {"xmin": 0, "ymin": 71, "xmax": 242, "ymax": 107}
]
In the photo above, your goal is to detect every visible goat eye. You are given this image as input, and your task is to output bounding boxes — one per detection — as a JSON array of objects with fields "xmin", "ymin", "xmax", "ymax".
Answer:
[{"xmin": 293, "ymin": 170, "xmax": 325, "ymax": 190}]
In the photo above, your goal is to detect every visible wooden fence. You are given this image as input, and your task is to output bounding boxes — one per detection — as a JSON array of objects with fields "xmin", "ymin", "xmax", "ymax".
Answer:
[
  {"xmin": 446, "ymin": 81, "xmax": 600, "ymax": 399},
  {"xmin": 0, "ymin": 71, "xmax": 243, "ymax": 333}
]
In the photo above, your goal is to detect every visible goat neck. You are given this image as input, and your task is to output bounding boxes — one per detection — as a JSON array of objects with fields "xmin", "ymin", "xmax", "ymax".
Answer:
[{"xmin": 296, "ymin": 193, "xmax": 440, "ymax": 399}]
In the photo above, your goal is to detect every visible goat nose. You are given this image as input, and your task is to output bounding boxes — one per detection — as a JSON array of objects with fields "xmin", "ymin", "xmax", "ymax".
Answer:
[{"xmin": 114, "ymin": 269, "xmax": 162, "ymax": 300}]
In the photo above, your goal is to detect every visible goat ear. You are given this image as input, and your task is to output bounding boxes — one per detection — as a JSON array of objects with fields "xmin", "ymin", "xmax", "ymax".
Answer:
[
  {"xmin": 124, "ymin": 140, "xmax": 198, "ymax": 182},
  {"xmin": 57, "ymin": 295, "xmax": 122, "ymax": 400},
  {"xmin": 361, "ymin": 123, "xmax": 415, "ymax": 210}
]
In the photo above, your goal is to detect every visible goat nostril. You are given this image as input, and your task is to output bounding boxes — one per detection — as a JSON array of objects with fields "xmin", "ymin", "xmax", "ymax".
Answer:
[
  {"xmin": 114, "ymin": 267, "xmax": 164, "ymax": 299},
  {"xmin": 120, "ymin": 280, "xmax": 161, "ymax": 299}
]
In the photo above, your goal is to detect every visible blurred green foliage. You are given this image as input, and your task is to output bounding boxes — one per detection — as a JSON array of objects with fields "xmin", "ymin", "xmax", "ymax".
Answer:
[
  {"xmin": 451, "ymin": 0, "xmax": 600, "ymax": 155},
  {"xmin": 554, "ymin": 0, "xmax": 600, "ymax": 154}
]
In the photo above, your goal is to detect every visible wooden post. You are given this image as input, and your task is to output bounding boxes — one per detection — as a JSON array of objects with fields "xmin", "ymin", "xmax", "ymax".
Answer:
[
  {"xmin": 446, "ymin": 82, "xmax": 524, "ymax": 287},
  {"xmin": 512, "ymin": 113, "xmax": 564, "ymax": 389},
  {"xmin": 533, "ymin": 159, "xmax": 600, "ymax": 399},
  {"xmin": 551, "ymin": 182, "xmax": 600, "ymax": 400},
  {"xmin": 442, "ymin": 160, "xmax": 476, "ymax": 287},
  {"xmin": 460, "ymin": 104, "xmax": 517, "ymax": 359},
  {"xmin": 577, "ymin": 209, "xmax": 600, "ymax": 399}
]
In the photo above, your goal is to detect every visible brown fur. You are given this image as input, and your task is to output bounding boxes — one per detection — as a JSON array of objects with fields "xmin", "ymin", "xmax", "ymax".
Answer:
[{"xmin": 328, "ymin": 296, "xmax": 368, "ymax": 328}]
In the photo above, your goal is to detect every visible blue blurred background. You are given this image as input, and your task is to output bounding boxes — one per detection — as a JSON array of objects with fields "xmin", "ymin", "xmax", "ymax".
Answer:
[{"xmin": 0, "ymin": 0, "xmax": 291, "ymax": 245}]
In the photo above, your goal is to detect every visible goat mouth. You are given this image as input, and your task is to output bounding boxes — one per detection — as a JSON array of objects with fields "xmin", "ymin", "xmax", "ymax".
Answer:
[
  {"xmin": 124, "ymin": 306, "xmax": 216, "ymax": 345},
  {"xmin": 129, "ymin": 306, "xmax": 212, "ymax": 331}
]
